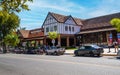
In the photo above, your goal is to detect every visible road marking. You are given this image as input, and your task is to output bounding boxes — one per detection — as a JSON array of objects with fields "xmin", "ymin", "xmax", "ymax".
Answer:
[{"xmin": 0, "ymin": 54, "xmax": 120, "ymax": 69}]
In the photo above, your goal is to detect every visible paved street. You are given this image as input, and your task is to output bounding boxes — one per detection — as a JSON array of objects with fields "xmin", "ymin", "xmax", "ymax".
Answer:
[{"xmin": 0, "ymin": 54, "xmax": 120, "ymax": 75}]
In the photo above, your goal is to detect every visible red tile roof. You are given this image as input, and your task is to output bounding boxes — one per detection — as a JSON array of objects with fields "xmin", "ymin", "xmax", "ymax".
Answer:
[
  {"xmin": 18, "ymin": 28, "xmax": 44, "ymax": 39},
  {"xmin": 19, "ymin": 30, "xmax": 30, "ymax": 38}
]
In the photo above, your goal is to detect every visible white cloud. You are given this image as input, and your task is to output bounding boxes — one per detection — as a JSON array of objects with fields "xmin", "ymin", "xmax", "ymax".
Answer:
[
  {"xmin": 28, "ymin": 0, "xmax": 85, "ymax": 13},
  {"xmin": 88, "ymin": 0, "xmax": 120, "ymax": 18},
  {"xmin": 19, "ymin": 0, "xmax": 120, "ymax": 29}
]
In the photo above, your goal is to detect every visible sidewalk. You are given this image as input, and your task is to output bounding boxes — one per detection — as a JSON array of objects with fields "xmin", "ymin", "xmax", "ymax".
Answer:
[{"xmin": 65, "ymin": 48, "xmax": 118, "ymax": 56}]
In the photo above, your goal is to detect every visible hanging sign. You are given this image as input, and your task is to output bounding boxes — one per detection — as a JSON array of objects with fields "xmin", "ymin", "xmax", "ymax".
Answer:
[{"xmin": 109, "ymin": 33, "xmax": 112, "ymax": 44}]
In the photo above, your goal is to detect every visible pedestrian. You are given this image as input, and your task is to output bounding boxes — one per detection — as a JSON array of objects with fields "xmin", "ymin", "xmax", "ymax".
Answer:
[
  {"xmin": 113, "ymin": 40, "xmax": 118, "ymax": 53},
  {"xmin": 108, "ymin": 43, "xmax": 111, "ymax": 53}
]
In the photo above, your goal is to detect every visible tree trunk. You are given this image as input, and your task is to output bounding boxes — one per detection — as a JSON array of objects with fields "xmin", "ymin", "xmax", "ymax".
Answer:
[{"xmin": 3, "ymin": 42, "xmax": 7, "ymax": 53}]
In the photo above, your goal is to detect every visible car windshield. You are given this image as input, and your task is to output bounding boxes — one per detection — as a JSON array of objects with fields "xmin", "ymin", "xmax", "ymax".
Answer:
[
  {"xmin": 79, "ymin": 46, "xmax": 85, "ymax": 49},
  {"xmin": 51, "ymin": 46, "xmax": 57, "ymax": 49},
  {"xmin": 91, "ymin": 45, "xmax": 100, "ymax": 48}
]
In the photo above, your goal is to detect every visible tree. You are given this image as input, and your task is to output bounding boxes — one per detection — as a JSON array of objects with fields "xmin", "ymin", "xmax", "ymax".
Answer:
[
  {"xmin": 0, "ymin": 0, "xmax": 33, "ymax": 13},
  {"xmin": 0, "ymin": 11, "xmax": 20, "ymax": 37},
  {"xmin": 19, "ymin": 27, "xmax": 26, "ymax": 30},
  {"xmin": 0, "ymin": 11, "xmax": 20, "ymax": 52},
  {"xmin": 48, "ymin": 32, "xmax": 59, "ymax": 46},
  {"xmin": 0, "ymin": 0, "xmax": 33, "ymax": 52},
  {"xmin": 110, "ymin": 18, "xmax": 120, "ymax": 32},
  {"xmin": 3, "ymin": 32, "xmax": 20, "ymax": 47}
]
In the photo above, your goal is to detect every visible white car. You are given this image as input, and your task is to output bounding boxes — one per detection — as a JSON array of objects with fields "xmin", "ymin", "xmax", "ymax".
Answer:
[{"xmin": 45, "ymin": 46, "xmax": 65, "ymax": 55}]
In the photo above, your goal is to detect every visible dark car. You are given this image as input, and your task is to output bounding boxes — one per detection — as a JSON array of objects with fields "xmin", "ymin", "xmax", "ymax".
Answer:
[
  {"xmin": 26, "ymin": 47, "xmax": 37, "ymax": 54},
  {"xmin": 74, "ymin": 45, "xmax": 104, "ymax": 56}
]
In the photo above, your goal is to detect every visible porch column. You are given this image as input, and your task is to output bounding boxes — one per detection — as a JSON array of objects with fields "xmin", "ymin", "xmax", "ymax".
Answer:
[
  {"xmin": 74, "ymin": 37, "xmax": 76, "ymax": 46},
  {"xmin": 58, "ymin": 35, "xmax": 61, "ymax": 47},
  {"xmin": 67, "ymin": 36, "xmax": 69, "ymax": 47},
  {"xmin": 43, "ymin": 36, "xmax": 46, "ymax": 45}
]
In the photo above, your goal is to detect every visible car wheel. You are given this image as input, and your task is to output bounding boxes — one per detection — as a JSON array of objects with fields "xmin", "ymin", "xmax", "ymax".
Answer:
[
  {"xmin": 54, "ymin": 51, "xmax": 59, "ymax": 55},
  {"xmin": 97, "ymin": 54, "xmax": 100, "ymax": 57},
  {"xmin": 89, "ymin": 52, "xmax": 94, "ymax": 57},
  {"xmin": 46, "ymin": 52, "xmax": 48, "ymax": 55},
  {"xmin": 75, "ymin": 52, "xmax": 79, "ymax": 56}
]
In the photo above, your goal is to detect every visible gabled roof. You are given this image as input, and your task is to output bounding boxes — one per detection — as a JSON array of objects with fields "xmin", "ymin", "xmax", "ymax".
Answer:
[
  {"xmin": 50, "ymin": 12, "xmax": 68, "ymax": 23},
  {"xmin": 73, "ymin": 17, "xmax": 83, "ymax": 25},
  {"xmin": 30, "ymin": 28, "xmax": 44, "ymax": 31},
  {"xmin": 19, "ymin": 30, "xmax": 30, "ymax": 38},
  {"xmin": 18, "ymin": 28, "xmax": 44, "ymax": 39},
  {"xmin": 42, "ymin": 12, "xmax": 83, "ymax": 26},
  {"xmin": 81, "ymin": 12, "xmax": 120, "ymax": 31}
]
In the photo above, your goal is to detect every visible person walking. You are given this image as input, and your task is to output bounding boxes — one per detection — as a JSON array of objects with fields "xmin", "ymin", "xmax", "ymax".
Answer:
[
  {"xmin": 113, "ymin": 40, "xmax": 118, "ymax": 53},
  {"xmin": 108, "ymin": 43, "xmax": 111, "ymax": 53}
]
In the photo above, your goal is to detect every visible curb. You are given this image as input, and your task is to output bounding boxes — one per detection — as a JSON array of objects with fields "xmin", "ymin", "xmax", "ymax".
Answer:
[
  {"xmin": 102, "ymin": 54, "xmax": 117, "ymax": 56},
  {"xmin": 65, "ymin": 53, "xmax": 117, "ymax": 56},
  {"xmin": 64, "ymin": 53, "xmax": 74, "ymax": 55}
]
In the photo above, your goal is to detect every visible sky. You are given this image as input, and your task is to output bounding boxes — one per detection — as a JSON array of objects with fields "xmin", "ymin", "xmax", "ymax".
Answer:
[{"xmin": 17, "ymin": 0, "xmax": 120, "ymax": 30}]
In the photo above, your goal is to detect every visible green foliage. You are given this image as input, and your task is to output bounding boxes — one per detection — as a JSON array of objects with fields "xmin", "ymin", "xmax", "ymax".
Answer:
[
  {"xmin": 3, "ymin": 32, "xmax": 20, "ymax": 47},
  {"xmin": 0, "ymin": 0, "xmax": 33, "ymax": 13},
  {"xmin": 0, "ymin": 0, "xmax": 32, "ymax": 51},
  {"xmin": 31, "ymin": 41, "xmax": 35, "ymax": 44},
  {"xmin": 110, "ymin": 18, "xmax": 120, "ymax": 32},
  {"xmin": 48, "ymin": 31, "xmax": 59, "ymax": 40},
  {"xmin": 19, "ymin": 27, "xmax": 26, "ymax": 30},
  {"xmin": 0, "ymin": 11, "xmax": 20, "ymax": 37}
]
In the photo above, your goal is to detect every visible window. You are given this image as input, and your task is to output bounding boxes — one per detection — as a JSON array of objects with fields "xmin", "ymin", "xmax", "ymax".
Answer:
[
  {"xmin": 85, "ymin": 46, "xmax": 92, "ymax": 50},
  {"xmin": 79, "ymin": 46, "xmax": 85, "ymax": 49},
  {"xmin": 72, "ymin": 27, "xmax": 74, "ymax": 32},
  {"xmin": 50, "ymin": 26, "xmax": 53, "ymax": 31},
  {"xmin": 65, "ymin": 26, "xmax": 68, "ymax": 31},
  {"xmin": 69, "ymin": 26, "xmax": 71, "ymax": 31},
  {"xmin": 46, "ymin": 27, "xmax": 49, "ymax": 32},
  {"xmin": 54, "ymin": 26, "xmax": 57, "ymax": 31}
]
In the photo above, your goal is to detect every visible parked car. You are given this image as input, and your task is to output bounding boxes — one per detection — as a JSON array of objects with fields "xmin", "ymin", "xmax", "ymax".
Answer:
[
  {"xmin": 36, "ymin": 48, "xmax": 44, "ymax": 55},
  {"xmin": 26, "ymin": 47, "xmax": 37, "ymax": 54},
  {"xmin": 45, "ymin": 46, "xmax": 65, "ymax": 55},
  {"xmin": 14, "ymin": 48, "xmax": 25, "ymax": 54},
  {"xmin": 74, "ymin": 44, "xmax": 104, "ymax": 57},
  {"xmin": 99, "ymin": 45, "xmax": 108, "ymax": 48}
]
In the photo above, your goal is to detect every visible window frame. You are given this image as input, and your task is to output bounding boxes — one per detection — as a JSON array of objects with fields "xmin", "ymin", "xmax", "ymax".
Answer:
[{"xmin": 65, "ymin": 26, "xmax": 68, "ymax": 31}]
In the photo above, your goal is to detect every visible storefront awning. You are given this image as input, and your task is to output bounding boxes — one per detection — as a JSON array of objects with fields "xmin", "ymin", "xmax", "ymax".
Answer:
[{"xmin": 78, "ymin": 28, "xmax": 116, "ymax": 34}]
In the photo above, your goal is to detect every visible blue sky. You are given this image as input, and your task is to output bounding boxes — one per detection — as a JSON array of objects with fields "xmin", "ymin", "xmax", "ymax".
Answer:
[{"xmin": 18, "ymin": 0, "xmax": 120, "ymax": 30}]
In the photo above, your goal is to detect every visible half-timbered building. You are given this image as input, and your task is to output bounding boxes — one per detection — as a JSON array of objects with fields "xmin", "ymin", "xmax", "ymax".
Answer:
[
  {"xmin": 17, "ymin": 12, "xmax": 120, "ymax": 47},
  {"xmin": 42, "ymin": 12, "xmax": 83, "ymax": 47}
]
